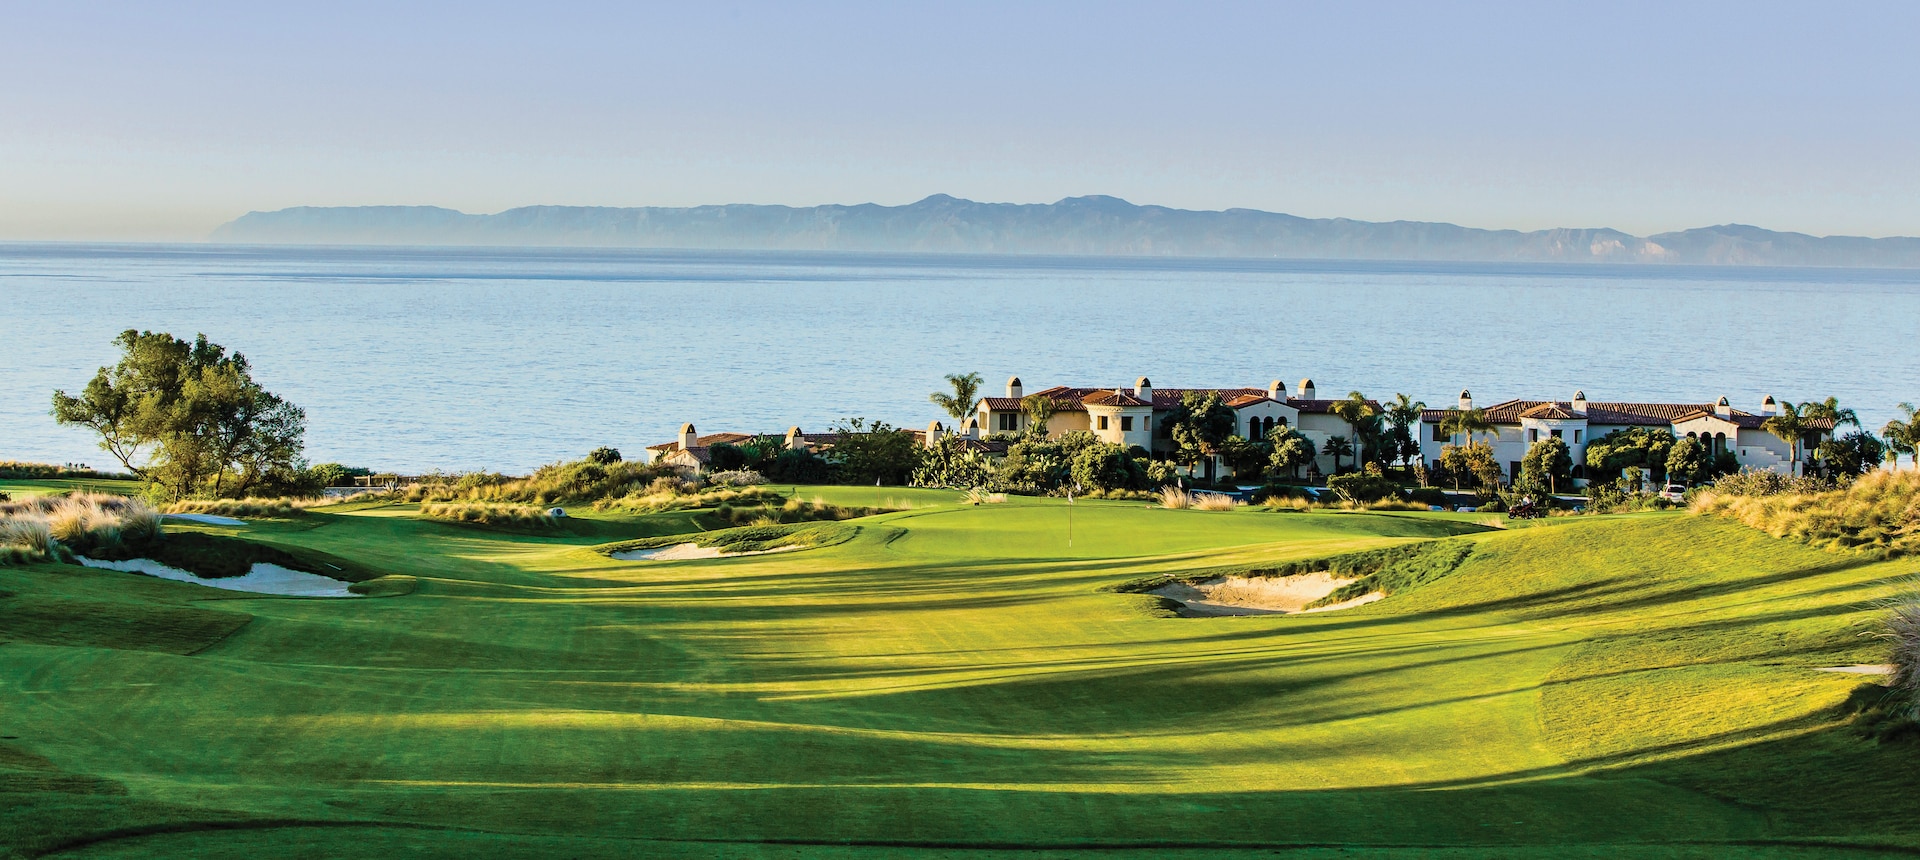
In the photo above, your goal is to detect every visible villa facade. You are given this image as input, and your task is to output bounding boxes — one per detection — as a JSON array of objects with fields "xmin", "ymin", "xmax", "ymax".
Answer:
[
  {"xmin": 963, "ymin": 376, "xmax": 1369, "ymax": 480},
  {"xmin": 1416, "ymin": 391, "xmax": 1834, "ymax": 485}
]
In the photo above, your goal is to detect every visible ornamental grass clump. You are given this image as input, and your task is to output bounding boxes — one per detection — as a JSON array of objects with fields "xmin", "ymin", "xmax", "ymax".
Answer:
[
  {"xmin": 167, "ymin": 497, "xmax": 314, "ymax": 518},
  {"xmin": 1693, "ymin": 469, "xmax": 1920, "ymax": 554},
  {"xmin": 1890, "ymin": 595, "xmax": 1920, "ymax": 722},
  {"xmin": 1191, "ymin": 492, "xmax": 1241, "ymax": 511},
  {"xmin": 0, "ymin": 492, "xmax": 162, "ymax": 563},
  {"xmin": 419, "ymin": 502, "xmax": 558, "ymax": 530},
  {"xmin": 1156, "ymin": 487, "xmax": 1193, "ymax": 510}
]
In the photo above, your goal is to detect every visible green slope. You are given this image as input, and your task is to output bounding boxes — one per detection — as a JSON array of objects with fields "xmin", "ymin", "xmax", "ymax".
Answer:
[{"xmin": 2, "ymin": 489, "xmax": 1915, "ymax": 858}]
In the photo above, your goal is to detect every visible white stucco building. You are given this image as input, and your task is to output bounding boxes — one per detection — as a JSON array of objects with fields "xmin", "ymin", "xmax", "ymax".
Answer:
[{"xmin": 1416, "ymin": 391, "xmax": 1833, "ymax": 485}]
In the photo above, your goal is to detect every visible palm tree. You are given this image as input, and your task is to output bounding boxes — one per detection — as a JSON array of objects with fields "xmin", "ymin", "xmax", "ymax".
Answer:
[
  {"xmin": 1762, "ymin": 401, "xmax": 1810, "ymax": 475},
  {"xmin": 1884, "ymin": 403, "xmax": 1920, "ymax": 472},
  {"xmin": 1321, "ymin": 435, "xmax": 1354, "ymax": 475},
  {"xmin": 1019, "ymin": 393, "xmax": 1058, "ymax": 438},
  {"xmin": 1800, "ymin": 396, "xmax": 1860, "ymax": 430},
  {"xmin": 1440, "ymin": 407, "xmax": 1495, "ymax": 447},
  {"xmin": 929, "ymin": 372, "xmax": 984, "ymax": 424},
  {"xmin": 1330, "ymin": 391, "xmax": 1377, "ymax": 469},
  {"xmin": 1385, "ymin": 393, "xmax": 1426, "ymax": 470}
]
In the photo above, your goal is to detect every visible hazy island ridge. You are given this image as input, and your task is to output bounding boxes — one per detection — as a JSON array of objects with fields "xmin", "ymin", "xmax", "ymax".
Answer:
[{"xmin": 213, "ymin": 194, "xmax": 1920, "ymax": 268}]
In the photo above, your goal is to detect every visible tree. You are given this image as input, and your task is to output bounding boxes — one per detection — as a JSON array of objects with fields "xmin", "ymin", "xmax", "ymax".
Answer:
[
  {"xmin": 1883, "ymin": 403, "xmax": 1920, "ymax": 472},
  {"xmin": 1165, "ymin": 391, "xmax": 1236, "ymax": 480},
  {"xmin": 1815, "ymin": 431, "xmax": 1884, "ymax": 479},
  {"xmin": 826, "ymin": 418, "xmax": 923, "ymax": 485},
  {"xmin": 1440, "ymin": 407, "xmax": 1495, "ymax": 447},
  {"xmin": 1070, "ymin": 442, "xmax": 1145, "ymax": 492},
  {"xmin": 1665, "ymin": 435, "xmax": 1706, "ymax": 484},
  {"xmin": 1330, "ymin": 392, "xmax": 1378, "ymax": 469},
  {"xmin": 1019, "ymin": 393, "xmax": 1059, "ymax": 437},
  {"xmin": 929, "ymin": 372, "xmax": 984, "ymax": 423},
  {"xmin": 1761, "ymin": 402, "xmax": 1811, "ymax": 476},
  {"xmin": 1583, "ymin": 427, "xmax": 1675, "ymax": 483},
  {"xmin": 1438, "ymin": 442, "xmax": 1502, "ymax": 492},
  {"xmin": 587, "ymin": 446, "xmax": 623, "ymax": 465},
  {"xmin": 52, "ymin": 330, "xmax": 307, "ymax": 500},
  {"xmin": 1321, "ymin": 435, "xmax": 1354, "ymax": 474},
  {"xmin": 1218, "ymin": 434, "xmax": 1270, "ymax": 481},
  {"xmin": 1385, "ymin": 393, "xmax": 1426, "ymax": 471},
  {"xmin": 1519, "ymin": 436, "xmax": 1573, "ymax": 494},
  {"xmin": 1800, "ymin": 396, "xmax": 1860, "ymax": 430},
  {"xmin": 1268, "ymin": 429, "xmax": 1314, "ymax": 481}
]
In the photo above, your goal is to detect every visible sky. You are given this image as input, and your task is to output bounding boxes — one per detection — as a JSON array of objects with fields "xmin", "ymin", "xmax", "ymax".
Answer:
[{"xmin": 3, "ymin": 1, "xmax": 1919, "ymax": 241}]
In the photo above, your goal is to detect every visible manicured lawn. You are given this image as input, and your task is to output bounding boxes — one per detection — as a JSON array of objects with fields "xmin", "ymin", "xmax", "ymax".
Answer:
[{"xmin": 2, "ymin": 482, "xmax": 1916, "ymax": 858}]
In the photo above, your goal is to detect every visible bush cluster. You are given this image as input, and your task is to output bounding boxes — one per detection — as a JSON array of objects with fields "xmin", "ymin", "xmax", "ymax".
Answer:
[
  {"xmin": 0, "ymin": 461, "xmax": 136, "ymax": 481},
  {"xmin": 711, "ymin": 496, "xmax": 901, "ymax": 528}
]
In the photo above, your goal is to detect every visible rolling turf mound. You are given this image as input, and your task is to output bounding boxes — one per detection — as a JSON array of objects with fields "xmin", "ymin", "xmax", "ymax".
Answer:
[{"xmin": 2, "ymin": 487, "xmax": 1917, "ymax": 858}]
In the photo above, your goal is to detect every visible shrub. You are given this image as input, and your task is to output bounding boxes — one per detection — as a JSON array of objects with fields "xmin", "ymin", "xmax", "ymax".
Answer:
[
  {"xmin": 1326, "ymin": 472, "xmax": 1397, "ymax": 503},
  {"xmin": 1404, "ymin": 486, "xmax": 1451, "ymax": 507},
  {"xmin": 706, "ymin": 496, "xmax": 900, "ymax": 527},
  {"xmin": 587, "ymin": 447, "xmax": 623, "ymax": 465},
  {"xmin": 1261, "ymin": 495, "xmax": 1312, "ymax": 512},
  {"xmin": 1156, "ymin": 487, "xmax": 1192, "ymax": 510},
  {"xmin": 401, "ymin": 458, "xmax": 676, "ymax": 507},
  {"xmin": 706, "ymin": 470, "xmax": 768, "ymax": 488},
  {"xmin": 0, "ymin": 461, "xmax": 137, "ymax": 480}
]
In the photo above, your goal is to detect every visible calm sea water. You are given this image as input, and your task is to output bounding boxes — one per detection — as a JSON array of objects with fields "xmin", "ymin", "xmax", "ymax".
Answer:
[{"xmin": 3, "ymin": 243, "xmax": 1917, "ymax": 474}]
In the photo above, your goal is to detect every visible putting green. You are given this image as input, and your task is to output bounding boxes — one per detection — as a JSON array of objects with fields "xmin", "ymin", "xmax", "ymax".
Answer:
[{"xmin": 2, "ymin": 489, "xmax": 1916, "ymax": 858}]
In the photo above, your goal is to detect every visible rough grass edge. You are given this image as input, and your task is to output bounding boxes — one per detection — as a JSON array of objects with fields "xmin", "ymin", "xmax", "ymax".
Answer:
[{"xmin": 596, "ymin": 521, "xmax": 859, "ymax": 557}]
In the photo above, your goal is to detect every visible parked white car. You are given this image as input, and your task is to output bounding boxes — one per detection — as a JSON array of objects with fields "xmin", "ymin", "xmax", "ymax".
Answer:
[{"xmin": 1659, "ymin": 484, "xmax": 1688, "ymax": 503}]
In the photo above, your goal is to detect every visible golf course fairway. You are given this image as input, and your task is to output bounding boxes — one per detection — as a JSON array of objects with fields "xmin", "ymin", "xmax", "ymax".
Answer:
[{"xmin": 3, "ymin": 487, "xmax": 1917, "ymax": 858}]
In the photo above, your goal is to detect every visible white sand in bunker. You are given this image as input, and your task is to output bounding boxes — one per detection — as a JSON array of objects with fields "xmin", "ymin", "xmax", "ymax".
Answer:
[
  {"xmin": 1151, "ymin": 571, "xmax": 1383, "ymax": 616},
  {"xmin": 1815, "ymin": 665, "xmax": 1896, "ymax": 674},
  {"xmin": 77, "ymin": 557, "xmax": 360, "ymax": 597},
  {"xmin": 611, "ymin": 543, "xmax": 801, "ymax": 561}
]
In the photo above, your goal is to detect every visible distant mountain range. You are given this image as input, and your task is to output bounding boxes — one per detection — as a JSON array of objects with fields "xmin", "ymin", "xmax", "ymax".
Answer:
[{"xmin": 212, "ymin": 195, "xmax": 1920, "ymax": 267}]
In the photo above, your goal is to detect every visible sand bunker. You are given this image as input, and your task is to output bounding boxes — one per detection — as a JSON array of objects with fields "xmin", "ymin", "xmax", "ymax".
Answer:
[
  {"xmin": 1151, "ymin": 571, "xmax": 1382, "ymax": 616},
  {"xmin": 1815, "ymin": 665, "xmax": 1896, "ymax": 674},
  {"xmin": 77, "ymin": 557, "xmax": 359, "ymax": 597},
  {"xmin": 611, "ymin": 543, "xmax": 799, "ymax": 561},
  {"xmin": 163, "ymin": 513, "xmax": 248, "ymax": 526}
]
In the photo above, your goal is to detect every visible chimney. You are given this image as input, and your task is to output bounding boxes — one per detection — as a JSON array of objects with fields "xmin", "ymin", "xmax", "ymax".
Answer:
[
  {"xmin": 785, "ymin": 426, "xmax": 804, "ymax": 450},
  {"xmin": 926, "ymin": 420, "xmax": 943, "ymax": 447},
  {"xmin": 1458, "ymin": 389, "xmax": 1472, "ymax": 411},
  {"xmin": 1134, "ymin": 376, "xmax": 1152, "ymax": 402},
  {"xmin": 1760, "ymin": 395, "xmax": 1777, "ymax": 416},
  {"xmin": 961, "ymin": 417, "xmax": 980, "ymax": 439},
  {"xmin": 1268, "ymin": 379, "xmax": 1286, "ymax": 400},
  {"xmin": 1572, "ymin": 390, "xmax": 1588, "ymax": 413},
  {"xmin": 1298, "ymin": 378, "xmax": 1316, "ymax": 401},
  {"xmin": 1007, "ymin": 376, "xmax": 1023, "ymax": 399},
  {"xmin": 678, "ymin": 423, "xmax": 698, "ymax": 450},
  {"xmin": 1714, "ymin": 396, "xmax": 1732, "ymax": 418}
]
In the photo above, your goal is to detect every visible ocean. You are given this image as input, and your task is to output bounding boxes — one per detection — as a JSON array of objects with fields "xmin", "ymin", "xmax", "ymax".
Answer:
[{"xmin": 3, "ymin": 243, "xmax": 1916, "ymax": 473}]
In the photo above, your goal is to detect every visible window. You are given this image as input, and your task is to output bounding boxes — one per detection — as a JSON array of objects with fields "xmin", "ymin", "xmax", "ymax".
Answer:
[
  {"xmin": 997, "ymin": 413, "xmax": 1018, "ymax": 432},
  {"xmin": 1574, "ymin": 430, "xmax": 1583, "ymax": 443},
  {"xmin": 1097, "ymin": 416, "xmax": 1109, "ymax": 430},
  {"xmin": 1550, "ymin": 429, "xmax": 1562, "ymax": 439},
  {"xmin": 1433, "ymin": 425, "xmax": 1446, "ymax": 442},
  {"xmin": 1528, "ymin": 429, "xmax": 1538, "ymax": 443},
  {"xmin": 1143, "ymin": 416, "xmax": 1150, "ymax": 430},
  {"xmin": 1121, "ymin": 416, "xmax": 1133, "ymax": 431}
]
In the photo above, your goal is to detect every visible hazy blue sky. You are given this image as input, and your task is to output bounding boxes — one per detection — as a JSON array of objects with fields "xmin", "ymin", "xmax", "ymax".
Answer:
[{"xmin": 4, "ymin": 1, "xmax": 1918, "ymax": 240}]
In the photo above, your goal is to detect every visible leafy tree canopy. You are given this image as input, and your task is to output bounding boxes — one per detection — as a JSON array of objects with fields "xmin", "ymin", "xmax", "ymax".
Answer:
[{"xmin": 52, "ymin": 330, "xmax": 307, "ymax": 500}]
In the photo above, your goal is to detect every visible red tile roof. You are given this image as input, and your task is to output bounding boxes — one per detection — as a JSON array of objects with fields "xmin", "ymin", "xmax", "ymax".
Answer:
[
  {"xmin": 1083, "ymin": 389, "xmax": 1153, "ymax": 407},
  {"xmin": 1420, "ymin": 400, "xmax": 1835, "ymax": 430}
]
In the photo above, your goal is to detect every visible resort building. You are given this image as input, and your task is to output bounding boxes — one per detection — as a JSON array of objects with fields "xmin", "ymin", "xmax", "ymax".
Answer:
[
  {"xmin": 971, "ymin": 376, "xmax": 1371, "ymax": 480},
  {"xmin": 1417, "ymin": 391, "xmax": 1835, "ymax": 485}
]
